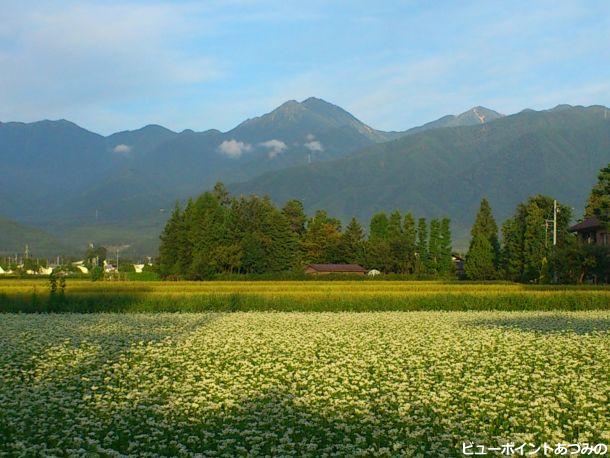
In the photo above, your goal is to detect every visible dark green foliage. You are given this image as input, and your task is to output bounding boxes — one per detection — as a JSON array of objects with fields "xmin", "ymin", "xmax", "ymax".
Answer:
[
  {"xmin": 157, "ymin": 185, "xmax": 455, "ymax": 278},
  {"xmin": 158, "ymin": 204, "xmax": 186, "ymax": 278},
  {"xmin": 551, "ymin": 241, "xmax": 610, "ymax": 284},
  {"xmin": 438, "ymin": 218, "xmax": 453, "ymax": 275},
  {"xmin": 369, "ymin": 213, "xmax": 389, "ymax": 241},
  {"xmin": 340, "ymin": 217, "xmax": 365, "ymax": 264},
  {"xmin": 282, "ymin": 200, "xmax": 307, "ymax": 237},
  {"xmin": 427, "ymin": 219, "xmax": 441, "ymax": 274},
  {"xmin": 90, "ymin": 266, "xmax": 104, "ymax": 281},
  {"xmin": 585, "ymin": 163, "xmax": 610, "ymax": 225},
  {"xmin": 403, "ymin": 213, "xmax": 417, "ymax": 274},
  {"xmin": 465, "ymin": 199, "xmax": 499, "ymax": 280},
  {"xmin": 302, "ymin": 211, "xmax": 343, "ymax": 264},
  {"xmin": 501, "ymin": 195, "xmax": 572, "ymax": 282},
  {"xmin": 416, "ymin": 218, "xmax": 428, "ymax": 274}
]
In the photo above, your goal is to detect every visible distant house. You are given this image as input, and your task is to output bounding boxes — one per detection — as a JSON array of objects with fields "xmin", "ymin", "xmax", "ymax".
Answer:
[
  {"xmin": 72, "ymin": 261, "xmax": 89, "ymax": 274},
  {"xmin": 103, "ymin": 260, "xmax": 117, "ymax": 273},
  {"xmin": 39, "ymin": 266, "xmax": 53, "ymax": 275},
  {"xmin": 0, "ymin": 266, "xmax": 5, "ymax": 275},
  {"xmin": 569, "ymin": 218, "xmax": 609, "ymax": 246},
  {"xmin": 452, "ymin": 254, "xmax": 465, "ymax": 277},
  {"xmin": 133, "ymin": 264, "xmax": 145, "ymax": 273},
  {"xmin": 367, "ymin": 269, "xmax": 381, "ymax": 277},
  {"xmin": 305, "ymin": 264, "xmax": 367, "ymax": 275}
]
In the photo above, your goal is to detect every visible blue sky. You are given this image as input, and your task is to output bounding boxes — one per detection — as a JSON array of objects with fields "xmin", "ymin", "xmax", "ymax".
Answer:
[{"xmin": 1, "ymin": 0, "xmax": 609, "ymax": 134}]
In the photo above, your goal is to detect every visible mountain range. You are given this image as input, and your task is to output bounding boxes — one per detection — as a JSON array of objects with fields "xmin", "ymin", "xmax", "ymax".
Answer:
[{"xmin": 1, "ymin": 99, "xmax": 608, "ymax": 257}]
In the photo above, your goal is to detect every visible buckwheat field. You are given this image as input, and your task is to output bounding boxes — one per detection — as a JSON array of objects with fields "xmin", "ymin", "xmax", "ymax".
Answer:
[{"xmin": 1, "ymin": 308, "xmax": 608, "ymax": 457}]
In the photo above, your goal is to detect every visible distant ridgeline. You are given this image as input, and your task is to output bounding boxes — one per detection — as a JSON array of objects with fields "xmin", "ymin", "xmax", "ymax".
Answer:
[
  {"xmin": 157, "ymin": 184, "xmax": 454, "ymax": 279},
  {"xmin": 2, "ymin": 101, "xmax": 609, "ymax": 256}
]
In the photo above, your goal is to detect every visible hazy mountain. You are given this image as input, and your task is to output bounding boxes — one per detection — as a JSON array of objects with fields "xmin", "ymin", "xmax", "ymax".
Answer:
[
  {"xmin": 3, "ymin": 100, "xmax": 606, "ymax": 255},
  {"xmin": 105, "ymin": 124, "xmax": 178, "ymax": 157},
  {"xmin": 403, "ymin": 106, "xmax": 503, "ymax": 135},
  {"xmin": 231, "ymin": 105, "xmax": 610, "ymax": 249},
  {"xmin": 0, "ymin": 216, "xmax": 67, "ymax": 257},
  {"xmin": 0, "ymin": 98, "xmax": 404, "ymax": 253}
]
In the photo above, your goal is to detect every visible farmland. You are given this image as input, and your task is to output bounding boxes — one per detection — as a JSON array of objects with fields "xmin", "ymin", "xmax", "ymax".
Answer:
[
  {"xmin": 0, "ymin": 280, "xmax": 608, "ymax": 456},
  {"xmin": 0, "ymin": 280, "xmax": 609, "ymax": 312},
  {"xmin": 1, "ymin": 311, "xmax": 609, "ymax": 456}
]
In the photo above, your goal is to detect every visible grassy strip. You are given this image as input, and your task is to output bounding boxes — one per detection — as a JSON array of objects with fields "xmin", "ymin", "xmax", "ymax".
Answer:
[{"xmin": 1, "ymin": 291, "xmax": 608, "ymax": 313}]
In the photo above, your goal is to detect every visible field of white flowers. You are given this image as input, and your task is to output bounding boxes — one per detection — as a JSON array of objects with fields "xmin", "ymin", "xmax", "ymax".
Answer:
[{"xmin": 1, "ymin": 311, "xmax": 608, "ymax": 456}]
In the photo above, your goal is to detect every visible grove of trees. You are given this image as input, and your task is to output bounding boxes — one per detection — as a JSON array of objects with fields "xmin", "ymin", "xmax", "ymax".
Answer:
[
  {"xmin": 465, "ymin": 163, "xmax": 610, "ymax": 283},
  {"xmin": 158, "ymin": 184, "xmax": 454, "ymax": 279}
]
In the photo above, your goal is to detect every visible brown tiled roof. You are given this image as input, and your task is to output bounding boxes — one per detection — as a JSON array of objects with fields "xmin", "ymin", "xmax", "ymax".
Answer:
[
  {"xmin": 306, "ymin": 263, "xmax": 366, "ymax": 272},
  {"xmin": 569, "ymin": 217, "xmax": 604, "ymax": 232}
]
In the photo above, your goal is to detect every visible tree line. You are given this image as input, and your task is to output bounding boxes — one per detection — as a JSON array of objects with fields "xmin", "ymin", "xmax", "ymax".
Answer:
[
  {"xmin": 158, "ymin": 183, "xmax": 454, "ymax": 279},
  {"xmin": 465, "ymin": 163, "xmax": 610, "ymax": 283},
  {"xmin": 159, "ymin": 162, "xmax": 609, "ymax": 283}
]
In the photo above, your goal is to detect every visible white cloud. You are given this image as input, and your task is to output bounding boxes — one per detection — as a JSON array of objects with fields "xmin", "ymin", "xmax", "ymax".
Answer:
[
  {"xmin": 260, "ymin": 139, "xmax": 287, "ymax": 158},
  {"xmin": 305, "ymin": 140, "xmax": 324, "ymax": 152},
  {"xmin": 305, "ymin": 133, "xmax": 316, "ymax": 141},
  {"xmin": 112, "ymin": 144, "xmax": 132, "ymax": 154},
  {"xmin": 218, "ymin": 139, "xmax": 252, "ymax": 158}
]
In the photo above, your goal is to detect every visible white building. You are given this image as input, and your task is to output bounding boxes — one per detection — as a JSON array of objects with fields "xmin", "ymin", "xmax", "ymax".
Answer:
[
  {"xmin": 133, "ymin": 264, "xmax": 145, "ymax": 273},
  {"xmin": 367, "ymin": 269, "xmax": 381, "ymax": 277},
  {"xmin": 72, "ymin": 261, "xmax": 89, "ymax": 274}
]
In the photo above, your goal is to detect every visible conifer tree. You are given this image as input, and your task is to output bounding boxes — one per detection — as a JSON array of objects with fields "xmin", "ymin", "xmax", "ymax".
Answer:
[
  {"xmin": 302, "ymin": 210, "xmax": 342, "ymax": 263},
  {"xmin": 585, "ymin": 163, "xmax": 610, "ymax": 225},
  {"xmin": 369, "ymin": 213, "xmax": 389, "ymax": 240},
  {"xmin": 501, "ymin": 217, "xmax": 523, "ymax": 281},
  {"xmin": 282, "ymin": 199, "xmax": 307, "ymax": 237},
  {"xmin": 340, "ymin": 217, "xmax": 365, "ymax": 264},
  {"xmin": 158, "ymin": 203, "xmax": 185, "ymax": 278},
  {"xmin": 427, "ymin": 219, "xmax": 441, "ymax": 274},
  {"xmin": 387, "ymin": 211, "xmax": 408, "ymax": 272},
  {"xmin": 403, "ymin": 212, "xmax": 417, "ymax": 274},
  {"xmin": 438, "ymin": 218, "xmax": 453, "ymax": 275},
  {"xmin": 465, "ymin": 199, "xmax": 499, "ymax": 280},
  {"xmin": 416, "ymin": 218, "xmax": 428, "ymax": 274},
  {"xmin": 522, "ymin": 202, "xmax": 547, "ymax": 282}
]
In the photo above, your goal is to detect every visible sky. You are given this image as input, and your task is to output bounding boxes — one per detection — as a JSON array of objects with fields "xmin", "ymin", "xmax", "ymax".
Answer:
[{"xmin": 1, "ymin": 0, "xmax": 609, "ymax": 135}]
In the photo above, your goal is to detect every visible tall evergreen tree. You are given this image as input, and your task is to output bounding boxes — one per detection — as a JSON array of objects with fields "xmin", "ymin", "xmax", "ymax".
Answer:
[
  {"xmin": 282, "ymin": 199, "xmax": 307, "ymax": 237},
  {"xmin": 416, "ymin": 218, "xmax": 428, "ymax": 274},
  {"xmin": 427, "ymin": 219, "xmax": 441, "ymax": 274},
  {"xmin": 501, "ymin": 195, "xmax": 572, "ymax": 282},
  {"xmin": 465, "ymin": 199, "xmax": 499, "ymax": 280},
  {"xmin": 438, "ymin": 218, "xmax": 453, "ymax": 275},
  {"xmin": 158, "ymin": 203, "xmax": 185, "ymax": 278},
  {"xmin": 585, "ymin": 163, "xmax": 610, "ymax": 225},
  {"xmin": 302, "ymin": 210, "xmax": 342, "ymax": 263},
  {"xmin": 501, "ymin": 217, "xmax": 523, "ymax": 281},
  {"xmin": 387, "ymin": 211, "xmax": 408, "ymax": 273},
  {"xmin": 340, "ymin": 217, "xmax": 365, "ymax": 264},
  {"xmin": 522, "ymin": 202, "xmax": 547, "ymax": 282},
  {"xmin": 369, "ymin": 213, "xmax": 389, "ymax": 240},
  {"xmin": 403, "ymin": 212, "xmax": 417, "ymax": 274}
]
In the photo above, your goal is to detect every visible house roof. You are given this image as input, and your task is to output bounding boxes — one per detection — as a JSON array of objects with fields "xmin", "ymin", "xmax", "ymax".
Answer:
[
  {"xmin": 569, "ymin": 217, "xmax": 604, "ymax": 232},
  {"xmin": 306, "ymin": 263, "xmax": 366, "ymax": 272}
]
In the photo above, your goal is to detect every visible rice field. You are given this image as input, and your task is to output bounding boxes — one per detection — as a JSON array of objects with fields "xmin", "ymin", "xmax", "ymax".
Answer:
[
  {"xmin": 1, "ymin": 311, "xmax": 608, "ymax": 456},
  {"xmin": 1, "ymin": 280, "xmax": 609, "ymax": 312}
]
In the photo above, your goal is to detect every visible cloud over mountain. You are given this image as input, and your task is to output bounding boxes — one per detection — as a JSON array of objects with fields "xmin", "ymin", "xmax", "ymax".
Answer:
[
  {"xmin": 218, "ymin": 139, "xmax": 252, "ymax": 158},
  {"xmin": 259, "ymin": 139, "xmax": 287, "ymax": 158}
]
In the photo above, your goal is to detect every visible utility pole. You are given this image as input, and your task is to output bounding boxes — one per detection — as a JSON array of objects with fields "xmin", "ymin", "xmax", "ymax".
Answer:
[{"xmin": 553, "ymin": 199, "xmax": 557, "ymax": 247}]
